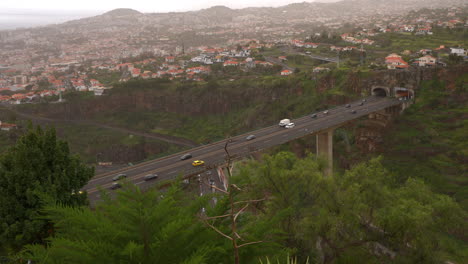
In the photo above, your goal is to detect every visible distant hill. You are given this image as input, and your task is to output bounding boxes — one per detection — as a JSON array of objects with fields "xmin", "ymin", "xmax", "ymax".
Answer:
[
  {"xmin": 9, "ymin": 0, "xmax": 467, "ymax": 31},
  {"xmin": 103, "ymin": 8, "xmax": 142, "ymax": 16}
]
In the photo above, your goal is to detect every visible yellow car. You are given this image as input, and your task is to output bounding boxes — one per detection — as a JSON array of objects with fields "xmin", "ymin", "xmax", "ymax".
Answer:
[{"xmin": 192, "ymin": 160, "xmax": 205, "ymax": 167}]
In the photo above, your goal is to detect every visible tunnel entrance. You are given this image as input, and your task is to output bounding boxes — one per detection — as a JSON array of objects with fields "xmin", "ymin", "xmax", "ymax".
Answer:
[
  {"xmin": 372, "ymin": 87, "xmax": 388, "ymax": 97},
  {"xmin": 394, "ymin": 87, "xmax": 414, "ymax": 100}
]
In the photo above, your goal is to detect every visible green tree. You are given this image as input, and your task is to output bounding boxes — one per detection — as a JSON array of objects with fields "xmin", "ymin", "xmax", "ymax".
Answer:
[
  {"xmin": 448, "ymin": 54, "xmax": 463, "ymax": 65},
  {"xmin": 22, "ymin": 185, "xmax": 231, "ymax": 263},
  {"xmin": 232, "ymin": 153, "xmax": 466, "ymax": 263},
  {"xmin": 0, "ymin": 125, "xmax": 94, "ymax": 253}
]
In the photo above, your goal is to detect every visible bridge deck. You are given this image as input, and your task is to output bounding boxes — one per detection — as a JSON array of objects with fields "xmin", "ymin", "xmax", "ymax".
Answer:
[{"xmin": 84, "ymin": 96, "xmax": 402, "ymax": 202}]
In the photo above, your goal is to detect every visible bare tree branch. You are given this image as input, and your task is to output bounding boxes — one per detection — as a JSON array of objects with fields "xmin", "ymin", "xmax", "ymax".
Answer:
[
  {"xmin": 204, "ymin": 220, "xmax": 233, "ymax": 241},
  {"xmin": 234, "ymin": 203, "xmax": 249, "ymax": 222},
  {"xmin": 231, "ymin": 184, "xmax": 242, "ymax": 191},
  {"xmin": 233, "ymin": 198, "xmax": 266, "ymax": 205},
  {"xmin": 207, "ymin": 184, "xmax": 229, "ymax": 194},
  {"xmin": 204, "ymin": 214, "xmax": 232, "ymax": 220},
  {"xmin": 238, "ymin": 241, "xmax": 264, "ymax": 248}
]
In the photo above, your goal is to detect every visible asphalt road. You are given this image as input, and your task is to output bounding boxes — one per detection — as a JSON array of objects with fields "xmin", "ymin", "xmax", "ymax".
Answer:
[
  {"xmin": 277, "ymin": 46, "xmax": 339, "ymax": 63},
  {"xmin": 84, "ymin": 96, "xmax": 402, "ymax": 203},
  {"xmin": 264, "ymin": 56, "xmax": 296, "ymax": 71}
]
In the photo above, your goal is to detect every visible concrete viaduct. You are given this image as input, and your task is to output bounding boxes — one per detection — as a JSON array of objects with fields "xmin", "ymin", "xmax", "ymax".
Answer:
[{"xmin": 83, "ymin": 87, "xmax": 413, "ymax": 203}]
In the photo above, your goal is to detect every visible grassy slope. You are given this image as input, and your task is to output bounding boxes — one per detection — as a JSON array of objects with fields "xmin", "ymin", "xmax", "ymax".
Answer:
[
  {"xmin": 0, "ymin": 118, "xmax": 183, "ymax": 164},
  {"xmin": 369, "ymin": 29, "xmax": 467, "ymax": 53},
  {"xmin": 379, "ymin": 74, "xmax": 468, "ymax": 210}
]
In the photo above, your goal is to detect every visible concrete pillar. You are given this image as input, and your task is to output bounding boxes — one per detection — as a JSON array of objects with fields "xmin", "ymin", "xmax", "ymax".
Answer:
[{"xmin": 316, "ymin": 128, "xmax": 334, "ymax": 176}]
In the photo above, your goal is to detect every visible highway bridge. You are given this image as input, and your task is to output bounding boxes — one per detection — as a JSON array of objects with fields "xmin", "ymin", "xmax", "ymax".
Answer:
[{"xmin": 83, "ymin": 95, "xmax": 409, "ymax": 203}]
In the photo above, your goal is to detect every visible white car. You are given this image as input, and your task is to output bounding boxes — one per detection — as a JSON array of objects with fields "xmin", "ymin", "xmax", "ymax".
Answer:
[{"xmin": 285, "ymin": 123, "xmax": 295, "ymax": 129}]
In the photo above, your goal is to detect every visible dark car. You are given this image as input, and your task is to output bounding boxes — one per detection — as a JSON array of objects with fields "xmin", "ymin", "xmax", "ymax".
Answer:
[
  {"xmin": 143, "ymin": 173, "xmax": 158, "ymax": 181},
  {"xmin": 110, "ymin": 182, "xmax": 121, "ymax": 190},
  {"xmin": 112, "ymin": 173, "xmax": 126, "ymax": 181},
  {"xmin": 310, "ymin": 113, "xmax": 317, "ymax": 118},
  {"xmin": 246, "ymin": 135, "xmax": 256, "ymax": 141},
  {"xmin": 345, "ymin": 104, "xmax": 351, "ymax": 108},
  {"xmin": 351, "ymin": 110, "xmax": 357, "ymax": 114},
  {"xmin": 180, "ymin": 153, "xmax": 192, "ymax": 160}
]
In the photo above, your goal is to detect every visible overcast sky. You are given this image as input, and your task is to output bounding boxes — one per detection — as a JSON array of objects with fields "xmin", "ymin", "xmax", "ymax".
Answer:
[{"xmin": 1, "ymin": 0, "xmax": 321, "ymax": 13}]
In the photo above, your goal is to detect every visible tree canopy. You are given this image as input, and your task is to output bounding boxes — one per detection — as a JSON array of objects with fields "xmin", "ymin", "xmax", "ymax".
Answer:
[
  {"xmin": 16, "ymin": 151, "xmax": 467, "ymax": 263},
  {"xmin": 232, "ymin": 153, "xmax": 467, "ymax": 263},
  {"xmin": 0, "ymin": 125, "xmax": 94, "ymax": 253},
  {"xmin": 21, "ymin": 184, "xmax": 285, "ymax": 264}
]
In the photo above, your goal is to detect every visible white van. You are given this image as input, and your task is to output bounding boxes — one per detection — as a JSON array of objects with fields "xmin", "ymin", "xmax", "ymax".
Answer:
[{"xmin": 279, "ymin": 119, "xmax": 291, "ymax": 127}]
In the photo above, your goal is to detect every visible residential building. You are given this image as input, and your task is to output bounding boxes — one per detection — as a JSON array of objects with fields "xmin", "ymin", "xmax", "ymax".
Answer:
[
  {"xmin": 281, "ymin": 69, "xmax": 292, "ymax": 76},
  {"xmin": 450, "ymin": 47, "xmax": 466, "ymax": 56},
  {"xmin": 416, "ymin": 55, "xmax": 437, "ymax": 67},
  {"xmin": 385, "ymin": 54, "xmax": 409, "ymax": 69}
]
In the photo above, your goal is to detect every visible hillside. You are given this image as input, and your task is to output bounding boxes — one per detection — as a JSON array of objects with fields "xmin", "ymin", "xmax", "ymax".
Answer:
[
  {"xmin": 53, "ymin": 0, "xmax": 466, "ymax": 30},
  {"xmin": 3, "ymin": 65, "xmax": 466, "ymax": 261},
  {"xmin": 379, "ymin": 72, "xmax": 468, "ymax": 209}
]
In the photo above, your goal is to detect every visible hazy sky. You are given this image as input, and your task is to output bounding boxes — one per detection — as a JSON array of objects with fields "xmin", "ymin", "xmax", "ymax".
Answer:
[{"xmin": 1, "ymin": 0, "xmax": 320, "ymax": 13}]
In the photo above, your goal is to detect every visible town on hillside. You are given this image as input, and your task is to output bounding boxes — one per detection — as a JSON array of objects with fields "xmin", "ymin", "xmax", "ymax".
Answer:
[{"xmin": 0, "ymin": 2, "xmax": 466, "ymax": 118}]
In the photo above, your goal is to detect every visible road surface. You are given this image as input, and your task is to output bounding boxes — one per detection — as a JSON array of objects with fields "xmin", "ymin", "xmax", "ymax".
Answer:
[{"xmin": 84, "ymin": 96, "xmax": 402, "ymax": 204}]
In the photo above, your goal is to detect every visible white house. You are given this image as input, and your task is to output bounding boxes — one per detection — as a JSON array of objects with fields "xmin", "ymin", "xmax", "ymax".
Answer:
[
  {"xmin": 450, "ymin": 48, "xmax": 466, "ymax": 56},
  {"xmin": 416, "ymin": 55, "xmax": 437, "ymax": 67},
  {"xmin": 281, "ymin": 70, "xmax": 292, "ymax": 76},
  {"xmin": 313, "ymin": 67, "xmax": 330, "ymax": 73}
]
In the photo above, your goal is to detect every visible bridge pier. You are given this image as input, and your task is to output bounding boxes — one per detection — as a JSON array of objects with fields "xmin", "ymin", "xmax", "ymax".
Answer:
[{"xmin": 316, "ymin": 128, "xmax": 334, "ymax": 176}]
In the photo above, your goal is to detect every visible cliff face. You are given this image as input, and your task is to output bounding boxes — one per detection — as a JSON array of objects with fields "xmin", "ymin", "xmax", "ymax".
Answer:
[
  {"xmin": 12, "ymin": 66, "xmax": 466, "ymax": 164},
  {"xmin": 349, "ymin": 66, "xmax": 467, "ymax": 156},
  {"xmin": 33, "ymin": 78, "xmax": 304, "ymax": 120},
  {"xmin": 25, "ymin": 66, "xmax": 466, "ymax": 122}
]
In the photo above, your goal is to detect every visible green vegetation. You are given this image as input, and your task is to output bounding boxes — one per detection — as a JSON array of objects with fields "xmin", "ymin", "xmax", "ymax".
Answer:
[
  {"xmin": 22, "ymin": 185, "xmax": 230, "ymax": 263},
  {"xmin": 52, "ymin": 122, "xmax": 183, "ymax": 164},
  {"xmin": 88, "ymin": 69, "xmax": 121, "ymax": 86},
  {"xmin": 90, "ymin": 73, "xmax": 354, "ymax": 144},
  {"xmin": 21, "ymin": 181, "xmax": 285, "ymax": 263},
  {"xmin": 370, "ymin": 30, "xmax": 466, "ymax": 54},
  {"xmin": 17, "ymin": 153, "xmax": 467, "ymax": 263},
  {"xmin": 0, "ymin": 126, "xmax": 93, "ymax": 254},
  {"xmin": 379, "ymin": 74, "xmax": 468, "ymax": 209},
  {"xmin": 233, "ymin": 153, "xmax": 466, "ymax": 263}
]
